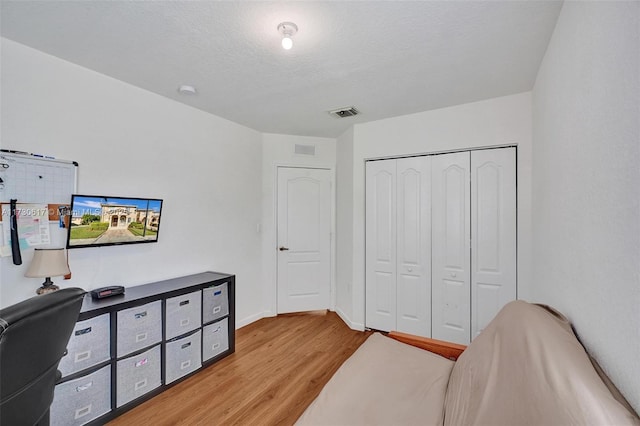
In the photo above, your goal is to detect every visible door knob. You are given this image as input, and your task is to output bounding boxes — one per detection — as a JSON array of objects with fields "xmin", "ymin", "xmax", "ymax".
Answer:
[{"xmin": 279, "ymin": 246, "xmax": 289, "ymax": 251}]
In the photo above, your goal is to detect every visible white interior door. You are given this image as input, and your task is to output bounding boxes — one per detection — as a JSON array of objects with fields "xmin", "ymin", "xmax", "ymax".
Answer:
[
  {"xmin": 396, "ymin": 156, "xmax": 432, "ymax": 337},
  {"xmin": 471, "ymin": 148, "xmax": 517, "ymax": 338},
  {"xmin": 432, "ymin": 152, "xmax": 471, "ymax": 344},
  {"xmin": 365, "ymin": 160, "xmax": 397, "ymax": 332},
  {"xmin": 277, "ymin": 167, "xmax": 331, "ymax": 314}
]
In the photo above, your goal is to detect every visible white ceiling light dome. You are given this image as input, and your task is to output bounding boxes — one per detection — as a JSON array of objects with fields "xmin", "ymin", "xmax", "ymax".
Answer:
[
  {"xmin": 178, "ymin": 85, "xmax": 197, "ymax": 95},
  {"xmin": 277, "ymin": 22, "xmax": 298, "ymax": 50}
]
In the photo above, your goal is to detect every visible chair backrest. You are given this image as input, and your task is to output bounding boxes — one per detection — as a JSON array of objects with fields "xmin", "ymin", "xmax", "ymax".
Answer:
[{"xmin": 0, "ymin": 288, "xmax": 86, "ymax": 426}]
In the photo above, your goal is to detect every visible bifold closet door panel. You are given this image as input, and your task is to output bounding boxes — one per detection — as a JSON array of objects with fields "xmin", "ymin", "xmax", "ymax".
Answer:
[
  {"xmin": 396, "ymin": 156, "xmax": 432, "ymax": 337},
  {"xmin": 365, "ymin": 160, "xmax": 397, "ymax": 332},
  {"xmin": 432, "ymin": 152, "xmax": 471, "ymax": 345},
  {"xmin": 471, "ymin": 148, "xmax": 517, "ymax": 339}
]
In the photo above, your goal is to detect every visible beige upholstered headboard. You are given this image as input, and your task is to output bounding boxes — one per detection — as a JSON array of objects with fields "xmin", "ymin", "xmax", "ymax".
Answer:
[
  {"xmin": 443, "ymin": 301, "xmax": 640, "ymax": 425},
  {"xmin": 535, "ymin": 302, "xmax": 638, "ymax": 416}
]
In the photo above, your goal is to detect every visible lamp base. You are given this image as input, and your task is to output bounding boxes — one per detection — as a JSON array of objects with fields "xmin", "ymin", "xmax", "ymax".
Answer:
[{"xmin": 36, "ymin": 277, "xmax": 59, "ymax": 295}]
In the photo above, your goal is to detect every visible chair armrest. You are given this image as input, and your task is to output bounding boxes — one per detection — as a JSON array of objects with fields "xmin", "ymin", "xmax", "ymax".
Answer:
[{"xmin": 388, "ymin": 331, "xmax": 467, "ymax": 361}]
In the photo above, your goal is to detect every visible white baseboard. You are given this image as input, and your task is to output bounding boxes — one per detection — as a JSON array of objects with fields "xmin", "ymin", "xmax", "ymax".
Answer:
[
  {"xmin": 237, "ymin": 309, "xmax": 365, "ymax": 331},
  {"xmin": 236, "ymin": 311, "xmax": 267, "ymax": 329},
  {"xmin": 334, "ymin": 307, "xmax": 365, "ymax": 331}
]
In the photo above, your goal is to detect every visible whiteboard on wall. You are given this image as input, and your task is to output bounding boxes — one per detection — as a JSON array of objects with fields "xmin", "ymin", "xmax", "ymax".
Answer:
[{"xmin": 0, "ymin": 151, "xmax": 78, "ymax": 205}]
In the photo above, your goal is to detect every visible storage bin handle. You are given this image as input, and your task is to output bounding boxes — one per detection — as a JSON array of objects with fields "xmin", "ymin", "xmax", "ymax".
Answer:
[
  {"xmin": 74, "ymin": 405, "xmax": 92, "ymax": 420},
  {"xmin": 134, "ymin": 311, "xmax": 147, "ymax": 319},
  {"xmin": 76, "ymin": 381, "xmax": 93, "ymax": 392},
  {"xmin": 179, "ymin": 300, "xmax": 190, "ymax": 306},
  {"xmin": 75, "ymin": 350, "xmax": 91, "ymax": 362}
]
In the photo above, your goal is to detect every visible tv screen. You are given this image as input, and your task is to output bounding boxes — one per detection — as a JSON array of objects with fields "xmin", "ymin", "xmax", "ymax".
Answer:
[{"xmin": 67, "ymin": 195, "xmax": 163, "ymax": 249}]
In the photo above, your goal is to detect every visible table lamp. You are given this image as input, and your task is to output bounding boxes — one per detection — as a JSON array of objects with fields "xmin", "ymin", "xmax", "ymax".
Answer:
[{"xmin": 25, "ymin": 248, "xmax": 71, "ymax": 295}]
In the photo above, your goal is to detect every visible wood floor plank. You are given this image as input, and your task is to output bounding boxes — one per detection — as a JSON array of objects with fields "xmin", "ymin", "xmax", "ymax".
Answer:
[{"xmin": 108, "ymin": 311, "xmax": 371, "ymax": 426}]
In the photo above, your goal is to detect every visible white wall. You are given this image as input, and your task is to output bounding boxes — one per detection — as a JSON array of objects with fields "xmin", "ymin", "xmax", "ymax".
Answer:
[
  {"xmin": 340, "ymin": 92, "xmax": 533, "ymax": 329},
  {"xmin": 532, "ymin": 1, "xmax": 639, "ymax": 412},
  {"xmin": 335, "ymin": 126, "xmax": 354, "ymax": 326},
  {"xmin": 0, "ymin": 39, "xmax": 264, "ymax": 328},
  {"xmin": 260, "ymin": 133, "xmax": 336, "ymax": 317}
]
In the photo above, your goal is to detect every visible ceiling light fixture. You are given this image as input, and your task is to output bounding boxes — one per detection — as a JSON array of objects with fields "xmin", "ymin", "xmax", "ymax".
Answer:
[
  {"xmin": 178, "ymin": 85, "xmax": 197, "ymax": 95},
  {"xmin": 277, "ymin": 22, "xmax": 298, "ymax": 50}
]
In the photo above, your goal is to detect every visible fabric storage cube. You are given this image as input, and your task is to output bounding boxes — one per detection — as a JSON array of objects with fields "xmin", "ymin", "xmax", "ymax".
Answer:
[
  {"xmin": 116, "ymin": 344, "xmax": 161, "ymax": 407},
  {"xmin": 165, "ymin": 330, "xmax": 202, "ymax": 384},
  {"xmin": 59, "ymin": 313, "xmax": 111, "ymax": 377},
  {"xmin": 117, "ymin": 300, "xmax": 162, "ymax": 357},
  {"xmin": 202, "ymin": 318, "xmax": 229, "ymax": 362},
  {"xmin": 165, "ymin": 290, "xmax": 202, "ymax": 340},
  {"xmin": 202, "ymin": 282, "xmax": 229, "ymax": 324},
  {"xmin": 51, "ymin": 365, "xmax": 111, "ymax": 426}
]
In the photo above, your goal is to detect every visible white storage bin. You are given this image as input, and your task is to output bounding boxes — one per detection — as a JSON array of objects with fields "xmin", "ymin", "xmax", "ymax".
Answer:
[
  {"xmin": 165, "ymin": 330, "xmax": 202, "ymax": 384},
  {"xmin": 202, "ymin": 318, "xmax": 229, "ymax": 362},
  {"xmin": 116, "ymin": 345, "xmax": 161, "ymax": 407},
  {"xmin": 117, "ymin": 300, "xmax": 162, "ymax": 357},
  {"xmin": 165, "ymin": 290, "xmax": 202, "ymax": 340},
  {"xmin": 59, "ymin": 313, "xmax": 111, "ymax": 377},
  {"xmin": 51, "ymin": 365, "xmax": 111, "ymax": 426},
  {"xmin": 202, "ymin": 282, "xmax": 229, "ymax": 324}
]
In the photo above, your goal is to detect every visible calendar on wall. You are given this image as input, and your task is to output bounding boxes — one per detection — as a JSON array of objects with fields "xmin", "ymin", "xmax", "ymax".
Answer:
[
  {"xmin": 0, "ymin": 151, "xmax": 78, "ymax": 205},
  {"xmin": 0, "ymin": 151, "xmax": 78, "ymax": 257}
]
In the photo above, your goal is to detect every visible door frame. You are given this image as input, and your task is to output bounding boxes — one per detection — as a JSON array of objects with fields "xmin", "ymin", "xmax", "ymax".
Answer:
[{"xmin": 271, "ymin": 164, "xmax": 336, "ymax": 315}]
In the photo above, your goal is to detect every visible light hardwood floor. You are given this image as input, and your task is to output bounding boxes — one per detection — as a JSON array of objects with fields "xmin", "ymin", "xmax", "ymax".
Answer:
[{"xmin": 109, "ymin": 311, "xmax": 371, "ymax": 426}]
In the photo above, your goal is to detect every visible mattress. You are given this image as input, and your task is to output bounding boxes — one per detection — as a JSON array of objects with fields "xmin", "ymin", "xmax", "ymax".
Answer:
[{"xmin": 296, "ymin": 332, "xmax": 454, "ymax": 426}]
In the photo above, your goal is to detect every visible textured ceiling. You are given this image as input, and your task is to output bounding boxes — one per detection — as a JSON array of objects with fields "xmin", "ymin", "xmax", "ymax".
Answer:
[{"xmin": 1, "ymin": 1, "xmax": 562, "ymax": 138}]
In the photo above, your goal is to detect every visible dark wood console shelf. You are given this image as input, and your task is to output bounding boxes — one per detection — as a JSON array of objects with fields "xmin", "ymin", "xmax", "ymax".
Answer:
[{"xmin": 50, "ymin": 271, "xmax": 235, "ymax": 426}]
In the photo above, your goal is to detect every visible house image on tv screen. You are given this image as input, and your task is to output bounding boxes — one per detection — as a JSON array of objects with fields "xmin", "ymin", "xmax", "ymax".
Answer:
[
  {"xmin": 98, "ymin": 204, "xmax": 160, "ymax": 230},
  {"xmin": 100, "ymin": 203, "xmax": 137, "ymax": 228},
  {"xmin": 68, "ymin": 196, "xmax": 162, "ymax": 247}
]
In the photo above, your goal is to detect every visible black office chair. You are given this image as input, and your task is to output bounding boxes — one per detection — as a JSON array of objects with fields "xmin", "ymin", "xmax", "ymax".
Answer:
[{"xmin": 0, "ymin": 288, "xmax": 86, "ymax": 426}]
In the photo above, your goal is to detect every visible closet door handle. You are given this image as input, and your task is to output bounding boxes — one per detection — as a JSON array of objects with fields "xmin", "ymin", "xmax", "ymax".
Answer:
[{"xmin": 279, "ymin": 246, "xmax": 289, "ymax": 251}]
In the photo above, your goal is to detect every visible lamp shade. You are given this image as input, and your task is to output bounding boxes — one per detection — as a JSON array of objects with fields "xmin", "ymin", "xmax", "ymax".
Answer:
[{"xmin": 25, "ymin": 248, "xmax": 70, "ymax": 278}]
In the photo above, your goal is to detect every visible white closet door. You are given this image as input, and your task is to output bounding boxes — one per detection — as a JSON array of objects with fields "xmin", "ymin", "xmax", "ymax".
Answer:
[
  {"xmin": 432, "ymin": 152, "xmax": 471, "ymax": 344},
  {"xmin": 471, "ymin": 148, "xmax": 517, "ymax": 338},
  {"xmin": 396, "ymin": 156, "xmax": 432, "ymax": 337},
  {"xmin": 365, "ymin": 160, "xmax": 397, "ymax": 332}
]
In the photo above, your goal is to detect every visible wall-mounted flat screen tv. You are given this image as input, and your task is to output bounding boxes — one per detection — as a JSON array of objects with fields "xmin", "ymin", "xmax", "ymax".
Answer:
[{"xmin": 67, "ymin": 195, "xmax": 163, "ymax": 249}]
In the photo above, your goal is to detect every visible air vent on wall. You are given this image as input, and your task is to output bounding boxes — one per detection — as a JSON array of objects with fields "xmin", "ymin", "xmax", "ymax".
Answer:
[
  {"xmin": 329, "ymin": 106, "xmax": 359, "ymax": 118},
  {"xmin": 294, "ymin": 144, "xmax": 316, "ymax": 156}
]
